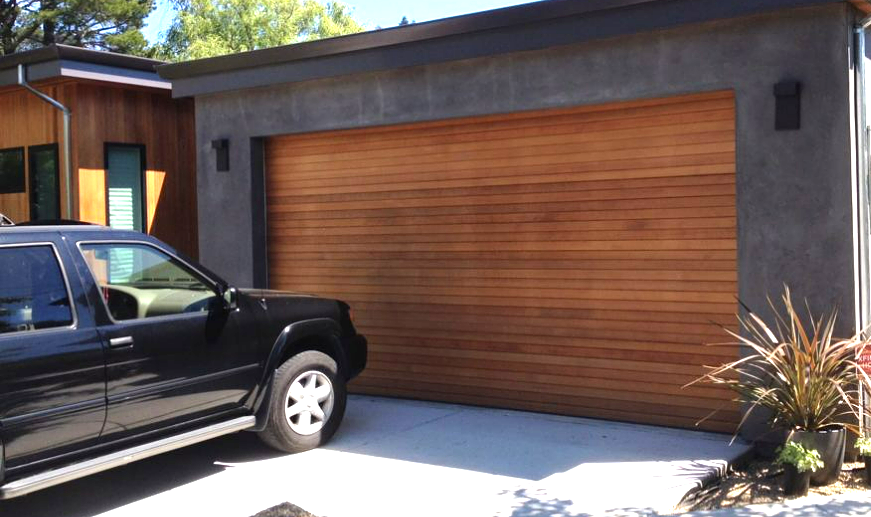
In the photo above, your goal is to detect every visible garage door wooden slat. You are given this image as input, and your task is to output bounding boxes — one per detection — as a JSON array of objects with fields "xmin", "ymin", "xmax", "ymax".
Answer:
[
  {"xmin": 270, "ymin": 170, "xmax": 735, "ymax": 202},
  {"xmin": 279, "ymin": 159, "xmax": 736, "ymax": 194},
  {"xmin": 365, "ymin": 333, "xmax": 735, "ymax": 368},
  {"xmin": 267, "ymin": 196, "xmax": 737, "ymax": 220},
  {"xmin": 276, "ymin": 267, "xmax": 737, "ymax": 282},
  {"xmin": 269, "ymin": 229, "xmax": 738, "ymax": 246},
  {"xmin": 280, "ymin": 119, "xmax": 736, "ymax": 168},
  {"xmin": 374, "ymin": 343, "xmax": 735, "ymax": 376},
  {"xmin": 274, "ymin": 206, "xmax": 737, "ymax": 228},
  {"xmin": 358, "ymin": 369, "xmax": 732, "ymax": 412},
  {"xmin": 267, "ymin": 183, "xmax": 736, "ymax": 212},
  {"xmin": 277, "ymin": 105, "xmax": 736, "ymax": 155},
  {"xmin": 354, "ymin": 317, "xmax": 728, "ymax": 346},
  {"xmin": 303, "ymin": 291, "xmax": 737, "ymax": 314},
  {"xmin": 365, "ymin": 362, "xmax": 733, "ymax": 400},
  {"xmin": 274, "ymin": 128, "xmax": 735, "ymax": 170},
  {"xmin": 368, "ymin": 353, "xmax": 721, "ymax": 395},
  {"xmin": 350, "ymin": 302, "xmax": 738, "ymax": 325},
  {"xmin": 275, "ymin": 218, "xmax": 737, "ymax": 237},
  {"xmin": 279, "ymin": 91, "xmax": 734, "ymax": 148},
  {"xmin": 272, "ymin": 141, "xmax": 736, "ymax": 180},
  {"xmin": 265, "ymin": 91, "xmax": 738, "ymax": 432},
  {"xmin": 274, "ymin": 272, "xmax": 736, "ymax": 292}
]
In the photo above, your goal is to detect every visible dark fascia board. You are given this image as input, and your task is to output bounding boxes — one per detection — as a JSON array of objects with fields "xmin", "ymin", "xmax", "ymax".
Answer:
[
  {"xmin": 159, "ymin": 0, "xmax": 843, "ymax": 84},
  {"xmin": 166, "ymin": 0, "xmax": 843, "ymax": 99},
  {"xmin": 0, "ymin": 44, "xmax": 164, "ymax": 73},
  {"xmin": 0, "ymin": 44, "xmax": 170, "ymax": 89},
  {"xmin": 158, "ymin": 0, "xmax": 657, "ymax": 80}
]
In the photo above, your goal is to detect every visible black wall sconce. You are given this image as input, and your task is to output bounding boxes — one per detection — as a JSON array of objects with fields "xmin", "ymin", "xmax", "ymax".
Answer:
[
  {"xmin": 212, "ymin": 139, "xmax": 230, "ymax": 171},
  {"xmin": 774, "ymin": 81, "xmax": 801, "ymax": 131}
]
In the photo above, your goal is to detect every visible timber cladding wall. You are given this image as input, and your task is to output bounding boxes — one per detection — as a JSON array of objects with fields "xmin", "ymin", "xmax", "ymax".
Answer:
[
  {"xmin": 264, "ymin": 90, "xmax": 739, "ymax": 432},
  {"xmin": 0, "ymin": 82, "xmax": 73, "ymax": 223},
  {"xmin": 0, "ymin": 80, "xmax": 197, "ymax": 258},
  {"xmin": 75, "ymin": 82, "xmax": 198, "ymax": 258}
]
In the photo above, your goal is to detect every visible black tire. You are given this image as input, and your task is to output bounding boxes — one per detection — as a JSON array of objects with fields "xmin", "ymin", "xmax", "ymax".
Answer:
[{"xmin": 258, "ymin": 350, "xmax": 347, "ymax": 453}]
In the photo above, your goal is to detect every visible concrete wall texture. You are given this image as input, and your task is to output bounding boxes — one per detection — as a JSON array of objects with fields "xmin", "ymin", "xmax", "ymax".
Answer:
[{"xmin": 193, "ymin": 3, "xmax": 859, "ymax": 436}]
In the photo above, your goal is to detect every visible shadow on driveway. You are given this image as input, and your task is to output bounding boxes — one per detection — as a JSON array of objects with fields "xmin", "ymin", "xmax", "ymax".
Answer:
[{"xmin": 0, "ymin": 432, "xmax": 281, "ymax": 517}]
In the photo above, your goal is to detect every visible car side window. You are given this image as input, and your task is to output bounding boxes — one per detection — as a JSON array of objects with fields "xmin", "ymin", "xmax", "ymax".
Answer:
[
  {"xmin": 0, "ymin": 245, "xmax": 74, "ymax": 334},
  {"xmin": 79, "ymin": 243, "xmax": 219, "ymax": 321}
]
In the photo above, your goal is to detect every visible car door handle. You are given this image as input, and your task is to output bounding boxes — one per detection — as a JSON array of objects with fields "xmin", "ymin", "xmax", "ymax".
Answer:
[{"xmin": 109, "ymin": 336, "xmax": 135, "ymax": 349}]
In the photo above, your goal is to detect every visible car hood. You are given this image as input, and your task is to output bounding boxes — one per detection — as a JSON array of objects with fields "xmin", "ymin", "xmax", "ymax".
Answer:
[
  {"xmin": 237, "ymin": 288, "xmax": 342, "ymax": 333},
  {"xmin": 237, "ymin": 288, "xmax": 316, "ymax": 299}
]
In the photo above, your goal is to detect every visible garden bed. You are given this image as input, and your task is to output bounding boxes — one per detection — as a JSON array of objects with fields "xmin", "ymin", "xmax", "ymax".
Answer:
[{"xmin": 675, "ymin": 460, "xmax": 869, "ymax": 513}]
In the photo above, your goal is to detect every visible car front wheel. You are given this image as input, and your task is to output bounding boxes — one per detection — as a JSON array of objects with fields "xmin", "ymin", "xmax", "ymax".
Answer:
[{"xmin": 258, "ymin": 350, "xmax": 347, "ymax": 453}]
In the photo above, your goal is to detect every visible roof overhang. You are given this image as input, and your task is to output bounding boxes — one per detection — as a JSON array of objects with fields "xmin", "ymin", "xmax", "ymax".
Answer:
[
  {"xmin": 159, "ymin": 0, "xmax": 849, "ymax": 99},
  {"xmin": 0, "ymin": 44, "xmax": 168, "ymax": 90}
]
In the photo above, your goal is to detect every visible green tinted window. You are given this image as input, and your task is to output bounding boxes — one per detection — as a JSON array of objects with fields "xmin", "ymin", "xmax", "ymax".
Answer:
[{"xmin": 0, "ymin": 148, "xmax": 24, "ymax": 194}]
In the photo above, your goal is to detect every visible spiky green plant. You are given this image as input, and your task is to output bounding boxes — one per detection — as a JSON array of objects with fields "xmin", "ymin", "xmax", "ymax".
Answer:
[{"xmin": 687, "ymin": 286, "xmax": 869, "ymax": 436}]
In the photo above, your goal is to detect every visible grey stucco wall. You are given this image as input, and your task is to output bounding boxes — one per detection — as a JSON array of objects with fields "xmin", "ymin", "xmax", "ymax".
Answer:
[{"xmin": 194, "ymin": 4, "xmax": 858, "ymax": 433}]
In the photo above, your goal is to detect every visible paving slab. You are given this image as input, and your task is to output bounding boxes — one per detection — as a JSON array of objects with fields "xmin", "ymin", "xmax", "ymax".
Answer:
[{"xmin": 0, "ymin": 395, "xmax": 751, "ymax": 517}]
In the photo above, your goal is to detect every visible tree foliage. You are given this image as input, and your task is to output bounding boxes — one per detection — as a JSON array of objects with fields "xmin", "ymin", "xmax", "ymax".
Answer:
[
  {"xmin": 0, "ymin": 0, "xmax": 154, "ymax": 56},
  {"xmin": 157, "ymin": 0, "xmax": 363, "ymax": 61}
]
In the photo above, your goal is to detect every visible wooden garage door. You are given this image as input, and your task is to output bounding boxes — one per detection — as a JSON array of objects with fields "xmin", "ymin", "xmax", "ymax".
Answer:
[{"xmin": 265, "ymin": 90, "xmax": 739, "ymax": 433}]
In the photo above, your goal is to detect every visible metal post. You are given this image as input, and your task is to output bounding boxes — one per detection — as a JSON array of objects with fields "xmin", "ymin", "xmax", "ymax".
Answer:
[{"xmin": 17, "ymin": 64, "xmax": 73, "ymax": 220}]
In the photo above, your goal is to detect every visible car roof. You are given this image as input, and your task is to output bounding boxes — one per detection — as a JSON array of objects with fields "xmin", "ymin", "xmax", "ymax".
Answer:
[
  {"xmin": 0, "ymin": 225, "xmax": 162, "ymax": 245},
  {"xmin": 0, "ymin": 224, "xmax": 112, "ymax": 233}
]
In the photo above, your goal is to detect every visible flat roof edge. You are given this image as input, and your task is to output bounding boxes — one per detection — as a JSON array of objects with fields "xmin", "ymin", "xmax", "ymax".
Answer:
[
  {"xmin": 158, "ymin": 0, "xmax": 845, "ymax": 83},
  {"xmin": 156, "ymin": 0, "xmax": 661, "ymax": 80},
  {"xmin": 0, "ymin": 44, "xmax": 163, "ymax": 73},
  {"xmin": 165, "ymin": 0, "xmax": 843, "ymax": 98}
]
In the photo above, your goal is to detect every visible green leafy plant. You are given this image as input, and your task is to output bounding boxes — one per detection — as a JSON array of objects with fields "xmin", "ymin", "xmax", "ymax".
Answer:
[
  {"xmin": 776, "ymin": 441, "xmax": 824, "ymax": 473},
  {"xmin": 856, "ymin": 435, "xmax": 871, "ymax": 456},
  {"xmin": 686, "ymin": 286, "xmax": 870, "ymax": 436}
]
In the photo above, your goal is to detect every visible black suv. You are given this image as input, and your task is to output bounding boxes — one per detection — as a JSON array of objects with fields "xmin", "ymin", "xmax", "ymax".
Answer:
[{"xmin": 0, "ymin": 224, "xmax": 367, "ymax": 499}]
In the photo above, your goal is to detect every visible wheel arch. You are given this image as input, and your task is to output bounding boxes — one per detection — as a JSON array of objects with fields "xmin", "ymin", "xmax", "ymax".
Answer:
[{"xmin": 251, "ymin": 318, "xmax": 347, "ymax": 431}]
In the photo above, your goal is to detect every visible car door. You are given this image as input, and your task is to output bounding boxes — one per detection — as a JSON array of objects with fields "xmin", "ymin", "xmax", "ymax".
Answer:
[
  {"xmin": 76, "ymin": 240, "xmax": 260, "ymax": 441},
  {"xmin": 0, "ymin": 237, "xmax": 106, "ymax": 471}
]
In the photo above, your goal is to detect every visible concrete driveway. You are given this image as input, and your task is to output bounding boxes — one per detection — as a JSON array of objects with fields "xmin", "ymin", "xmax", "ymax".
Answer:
[{"xmin": 0, "ymin": 396, "xmax": 750, "ymax": 517}]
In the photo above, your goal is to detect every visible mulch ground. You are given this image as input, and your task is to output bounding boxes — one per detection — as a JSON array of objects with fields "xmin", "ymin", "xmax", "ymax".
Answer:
[
  {"xmin": 251, "ymin": 502, "xmax": 319, "ymax": 517},
  {"xmin": 675, "ymin": 461, "xmax": 869, "ymax": 513}
]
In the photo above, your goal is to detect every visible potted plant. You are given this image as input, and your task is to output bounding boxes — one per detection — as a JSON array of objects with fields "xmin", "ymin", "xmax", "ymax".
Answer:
[
  {"xmin": 855, "ymin": 435, "xmax": 871, "ymax": 484},
  {"xmin": 776, "ymin": 441, "xmax": 823, "ymax": 496},
  {"xmin": 687, "ymin": 286, "xmax": 869, "ymax": 486}
]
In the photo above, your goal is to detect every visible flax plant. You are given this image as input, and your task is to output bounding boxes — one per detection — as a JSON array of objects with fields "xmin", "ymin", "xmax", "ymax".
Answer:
[{"xmin": 688, "ymin": 286, "xmax": 870, "ymax": 436}]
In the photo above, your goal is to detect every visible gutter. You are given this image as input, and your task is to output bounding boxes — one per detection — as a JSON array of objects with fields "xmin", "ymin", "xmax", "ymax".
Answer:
[
  {"xmin": 17, "ymin": 64, "xmax": 72, "ymax": 220},
  {"xmin": 853, "ymin": 14, "xmax": 871, "ymax": 433}
]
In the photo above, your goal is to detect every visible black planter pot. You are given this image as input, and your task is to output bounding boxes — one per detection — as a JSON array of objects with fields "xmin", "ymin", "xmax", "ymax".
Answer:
[
  {"xmin": 865, "ymin": 457, "xmax": 871, "ymax": 486},
  {"xmin": 790, "ymin": 426, "xmax": 846, "ymax": 486},
  {"xmin": 782, "ymin": 464, "xmax": 811, "ymax": 496}
]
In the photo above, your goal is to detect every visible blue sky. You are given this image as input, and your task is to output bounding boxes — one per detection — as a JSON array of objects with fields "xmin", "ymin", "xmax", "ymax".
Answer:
[{"xmin": 143, "ymin": 0, "xmax": 539, "ymax": 43}]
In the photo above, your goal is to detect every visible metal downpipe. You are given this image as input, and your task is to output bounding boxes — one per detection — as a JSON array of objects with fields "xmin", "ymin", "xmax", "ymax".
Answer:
[{"xmin": 16, "ymin": 64, "xmax": 73, "ymax": 220}]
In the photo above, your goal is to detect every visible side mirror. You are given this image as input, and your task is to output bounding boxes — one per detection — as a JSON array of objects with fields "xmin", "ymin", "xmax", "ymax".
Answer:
[{"xmin": 222, "ymin": 287, "xmax": 238, "ymax": 311}]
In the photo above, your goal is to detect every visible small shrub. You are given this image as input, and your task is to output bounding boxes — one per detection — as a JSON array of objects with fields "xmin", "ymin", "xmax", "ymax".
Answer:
[
  {"xmin": 776, "ymin": 441, "xmax": 824, "ymax": 473},
  {"xmin": 856, "ymin": 435, "xmax": 871, "ymax": 457}
]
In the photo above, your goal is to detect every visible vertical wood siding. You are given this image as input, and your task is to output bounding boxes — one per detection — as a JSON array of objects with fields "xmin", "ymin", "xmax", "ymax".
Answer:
[
  {"xmin": 0, "ymin": 82, "xmax": 72, "ymax": 222},
  {"xmin": 264, "ymin": 90, "xmax": 739, "ymax": 432},
  {"xmin": 0, "ymin": 80, "xmax": 198, "ymax": 257},
  {"xmin": 75, "ymin": 82, "xmax": 198, "ymax": 257}
]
